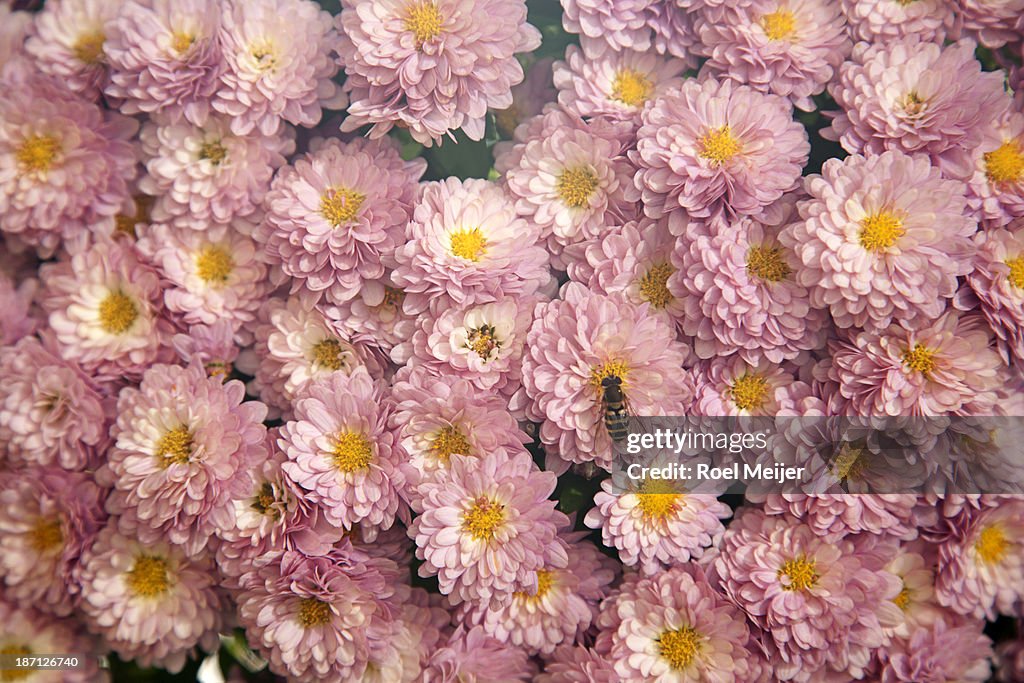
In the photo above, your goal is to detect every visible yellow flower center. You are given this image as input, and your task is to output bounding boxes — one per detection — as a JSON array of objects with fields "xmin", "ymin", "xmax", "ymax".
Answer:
[
  {"xmin": 466, "ymin": 324, "xmax": 500, "ymax": 360},
  {"xmin": 98, "ymin": 291, "xmax": 139, "ymax": 335},
  {"xmin": 126, "ymin": 555, "xmax": 171, "ymax": 598},
  {"xmin": 514, "ymin": 569, "xmax": 555, "ymax": 603},
  {"xmin": 250, "ymin": 43, "xmax": 278, "ymax": 72},
  {"xmin": 760, "ymin": 9, "xmax": 797, "ymax": 41},
  {"xmin": 155, "ymin": 426, "xmax": 194, "ymax": 467},
  {"xmin": 860, "ymin": 211, "xmax": 906, "ymax": 252},
  {"xmin": 450, "ymin": 227, "xmax": 488, "ymax": 262},
  {"xmin": 115, "ymin": 195, "xmax": 154, "ymax": 238},
  {"xmin": 331, "ymin": 431, "xmax": 374, "ymax": 473},
  {"xmin": 747, "ymin": 245, "xmax": 792, "ymax": 282},
  {"xmin": 557, "ymin": 166, "xmax": 600, "ymax": 209},
  {"xmin": 431, "ymin": 425, "xmax": 473, "ymax": 464},
  {"xmin": 73, "ymin": 31, "xmax": 105, "ymax": 64},
  {"xmin": 894, "ymin": 582, "xmax": 911, "ymax": 610},
  {"xmin": 658, "ymin": 626, "xmax": 702, "ymax": 671},
  {"xmin": 1006, "ymin": 255, "xmax": 1024, "ymax": 289},
  {"xmin": 902, "ymin": 344, "xmax": 937, "ymax": 377},
  {"xmin": 199, "ymin": 140, "xmax": 227, "ymax": 165},
  {"xmin": 829, "ymin": 442, "xmax": 867, "ymax": 482},
  {"xmin": 590, "ymin": 360, "xmax": 630, "ymax": 390},
  {"xmin": 381, "ymin": 287, "xmax": 405, "ymax": 309},
  {"xmin": 171, "ymin": 31, "xmax": 195, "ymax": 54},
  {"xmin": 975, "ymin": 524, "xmax": 1009, "ymax": 565},
  {"xmin": 311, "ymin": 338, "xmax": 346, "ymax": 371},
  {"xmin": 611, "ymin": 68, "xmax": 653, "ymax": 108},
  {"xmin": 0, "ymin": 645, "xmax": 33, "ymax": 681},
  {"xmin": 405, "ymin": 1, "xmax": 443, "ymax": 48},
  {"xmin": 639, "ymin": 262, "xmax": 674, "ymax": 309},
  {"xmin": 779, "ymin": 556, "xmax": 819, "ymax": 591},
  {"xmin": 320, "ymin": 187, "xmax": 366, "ymax": 227},
  {"xmin": 195, "ymin": 245, "xmax": 234, "ymax": 284},
  {"xmin": 636, "ymin": 478, "xmax": 682, "ymax": 520},
  {"xmin": 729, "ymin": 373, "xmax": 769, "ymax": 412},
  {"xmin": 462, "ymin": 496, "xmax": 505, "ymax": 541},
  {"xmin": 251, "ymin": 482, "xmax": 279, "ymax": 517},
  {"xmin": 698, "ymin": 126, "xmax": 742, "ymax": 166},
  {"xmin": 984, "ymin": 140, "xmax": 1024, "ymax": 185},
  {"xmin": 16, "ymin": 134, "xmax": 61, "ymax": 175},
  {"xmin": 296, "ymin": 598, "xmax": 332, "ymax": 628},
  {"xmin": 29, "ymin": 519, "xmax": 63, "ymax": 554}
]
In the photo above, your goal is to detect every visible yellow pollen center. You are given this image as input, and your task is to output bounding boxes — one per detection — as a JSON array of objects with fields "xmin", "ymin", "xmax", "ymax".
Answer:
[
  {"xmin": 462, "ymin": 497, "xmax": 505, "ymax": 541},
  {"xmin": 405, "ymin": 1, "xmax": 443, "ymax": 48},
  {"xmin": 611, "ymin": 69, "xmax": 653, "ymax": 108},
  {"xmin": 381, "ymin": 287, "xmax": 404, "ymax": 309},
  {"xmin": 830, "ymin": 442, "xmax": 867, "ymax": 482},
  {"xmin": 98, "ymin": 291, "xmax": 139, "ymax": 335},
  {"xmin": 894, "ymin": 583, "xmax": 911, "ymax": 610},
  {"xmin": 0, "ymin": 645, "xmax": 33, "ymax": 681},
  {"xmin": 115, "ymin": 195, "xmax": 154, "ymax": 238},
  {"xmin": 902, "ymin": 344, "xmax": 937, "ymax": 377},
  {"xmin": 297, "ymin": 598, "xmax": 332, "ymax": 628},
  {"xmin": 698, "ymin": 126, "xmax": 742, "ymax": 166},
  {"xmin": 320, "ymin": 187, "xmax": 366, "ymax": 227},
  {"xmin": 195, "ymin": 245, "xmax": 234, "ymax": 284},
  {"xmin": 639, "ymin": 262, "xmax": 674, "ymax": 309},
  {"xmin": 250, "ymin": 44, "xmax": 277, "ymax": 71},
  {"xmin": 985, "ymin": 140, "xmax": 1024, "ymax": 185},
  {"xmin": 1005, "ymin": 255, "xmax": 1024, "ymax": 289},
  {"xmin": 590, "ymin": 360, "xmax": 630, "ymax": 390},
  {"xmin": 199, "ymin": 140, "xmax": 227, "ymax": 165},
  {"xmin": 431, "ymin": 425, "xmax": 473, "ymax": 464},
  {"xmin": 556, "ymin": 166, "xmax": 600, "ymax": 209},
  {"xmin": 450, "ymin": 228, "xmax": 487, "ymax": 262},
  {"xmin": 636, "ymin": 479, "xmax": 682, "ymax": 520},
  {"xmin": 659, "ymin": 626, "xmax": 702, "ymax": 671},
  {"xmin": 760, "ymin": 9, "xmax": 798, "ymax": 41},
  {"xmin": 466, "ymin": 324, "xmax": 500, "ymax": 360},
  {"xmin": 859, "ymin": 211, "xmax": 905, "ymax": 252},
  {"xmin": 311, "ymin": 339, "xmax": 346, "ymax": 371},
  {"xmin": 126, "ymin": 555, "xmax": 171, "ymax": 598},
  {"xmin": 155, "ymin": 426, "xmax": 194, "ymax": 467},
  {"xmin": 73, "ymin": 31, "xmax": 105, "ymax": 64},
  {"xmin": 975, "ymin": 524, "xmax": 1009, "ymax": 565},
  {"xmin": 514, "ymin": 569, "xmax": 555, "ymax": 603},
  {"xmin": 251, "ymin": 482, "xmax": 279, "ymax": 517},
  {"xmin": 16, "ymin": 134, "xmax": 61, "ymax": 175},
  {"xmin": 29, "ymin": 519, "xmax": 63, "ymax": 553},
  {"xmin": 747, "ymin": 245, "xmax": 792, "ymax": 282},
  {"xmin": 331, "ymin": 431, "xmax": 374, "ymax": 473},
  {"xmin": 730, "ymin": 373, "xmax": 769, "ymax": 412},
  {"xmin": 171, "ymin": 31, "xmax": 195, "ymax": 54},
  {"xmin": 779, "ymin": 556, "xmax": 819, "ymax": 591}
]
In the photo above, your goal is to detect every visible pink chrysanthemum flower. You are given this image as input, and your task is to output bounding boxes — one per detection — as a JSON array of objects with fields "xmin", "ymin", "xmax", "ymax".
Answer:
[
  {"xmin": 263, "ymin": 136, "xmax": 426, "ymax": 306},
  {"xmin": 958, "ymin": 220, "xmax": 1024, "ymax": 365},
  {"xmin": 691, "ymin": 356, "xmax": 824, "ymax": 416},
  {"xmin": 633, "ymin": 76, "xmax": 809, "ymax": 220},
  {"xmin": 0, "ymin": 75, "xmax": 137, "ymax": 256},
  {"xmin": 319, "ymin": 271, "xmax": 418, "ymax": 355},
  {"xmin": 840, "ymin": 0, "xmax": 956, "ymax": 43},
  {"xmin": 646, "ymin": 2, "xmax": 699, "ymax": 64},
  {"xmin": 694, "ymin": 0, "xmax": 851, "ymax": 112},
  {"xmin": 0, "ymin": 600, "xmax": 106, "ymax": 683},
  {"xmin": 422, "ymin": 625, "xmax": 535, "ymax": 683},
  {"xmin": 104, "ymin": 0, "xmax": 223, "ymax": 124},
  {"xmin": 138, "ymin": 113, "xmax": 293, "ymax": 229},
  {"xmin": 494, "ymin": 57, "xmax": 557, "ymax": 138},
  {"xmin": 957, "ymin": 0, "xmax": 1024, "ymax": 48},
  {"xmin": 0, "ymin": 268, "xmax": 37, "ymax": 346},
  {"xmin": 280, "ymin": 368, "xmax": 404, "ymax": 532},
  {"xmin": 560, "ymin": 0, "xmax": 654, "ymax": 55},
  {"xmin": 936, "ymin": 497, "xmax": 1024, "ymax": 619},
  {"xmin": 78, "ymin": 524, "xmax": 223, "ymax": 673},
  {"xmin": 410, "ymin": 450, "xmax": 568, "ymax": 604},
  {"xmin": 338, "ymin": 0, "xmax": 540, "ymax": 146},
  {"xmin": 359, "ymin": 587, "xmax": 447, "ymax": 683},
  {"xmin": 0, "ymin": 336, "xmax": 109, "ymax": 471},
  {"xmin": 966, "ymin": 111, "xmax": 1024, "ymax": 228},
  {"xmin": 24, "ymin": 0, "xmax": 122, "ymax": 100},
  {"xmin": 781, "ymin": 150, "xmax": 976, "ymax": 330},
  {"xmin": 103, "ymin": 362, "xmax": 268, "ymax": 556},
  {"xmin": 876, "ymin": 619, "xmax": 994, "ymax": 683},
  {"xmin": 392, "ymin": 178, "xmax": 551, "ymax": 315},
  {"xmin": 825, "ymin": 311, "xmax": 1003, "ymax": 416},
  {"xmin": 0, "ymin": 469, "xmax": 106, "ymax": 617},
  {"xmin": 880, "ymin": 543, "xmax": 948, "ymax": 640},
  {"xmin": 536, "ymin": 646, "xmax": 617, "ymax": 683},
  {"xmin": 715, "ymin": 509, "xmax": 902, "ymax": 680},
  {"xmin": 521, "ymin": 283, "xmax": 690, "ymax": 472},
  {"xmin": 826, "ymin": 38, "xmax": 1010, "ymax": 179},
  {"xmin": 553, "ymin": 45, "xmax": 689, "ymax": 123},
  {"xmin": 137, "ymin": 222, "xmax": 269, "ymax": 338},
  {"xmin": 761, "ymin": 494, "xmax": 919, "ymax": 543},
  {"xmin": 39, "ymin": 239, "xmax": 175, "ymax": 385},
  {"xmin": 213, "ymin": 0, "xmax": 344, "ymax": 135}
]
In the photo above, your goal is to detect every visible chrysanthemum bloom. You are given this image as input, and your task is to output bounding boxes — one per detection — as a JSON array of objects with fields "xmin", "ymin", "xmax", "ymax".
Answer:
[
  {"xmin": 357, "ymin": 587, "xmax": 448, "ymax": 683},
  {"xmin": 715, "ymin": 509, "xmax": 902, "ymax": 680},
  {"xmin": 460, "ymin": 532, "xmax": 618, "ymax": 655},
  {"xmin": 966, "ymin": 111, "xmax": 1024, "ymax": 228},
  {"xmin": 633, "ymin": 77, "xmax": 809, "ymax": 220},
  {"xmin": 0, "ymin": 469, "xmax": 106, "ymax": 617},
  {"xmin": 646, "ymin": 1, "xmax": 699, "ymax": 64},
  {"xmin": 691, "ymin": 356, "xmax": 824, "ymax": 416},
  {"xmin": 392, "ymin": 178, "xmax": 551, "ymax": 315},
  {"xmin": 839, "ymin": 0, "xmax": 956, "ymax": 43},
  {"xmin": 0, "ymin": 336, "xmax": 109, "ymax": 471},
  {"xmin": 263, "ymin": 136, "xmax": 426, "ymax": 306},
  {"xmin": 39, "ymin": 239, "xmax": 175, "ymax": 384},
  {"xmin": 0, "ymin": 5, "xmax": 31, "ymax": 68},
  {"xmin": 781, "ymin": 151, "xmax": 977, "ymax": 330},
  {"xmin": 24, "ymin": 0, "xmax": 122, "ymax": 99},
  {"xmin": 825, "ymin": 311, "xmax": 1003, "ymax": 416},
  {"xmin": 876, "ymin": 619, "xmax": 994, "ymax": 683},
  {"xmin": 957, "ymin": 0, "xmax": 1024, "ymax": 48},
  {"xmin": 171, "ymin": 321, "xmax": 240, "ymax": 379},
  {"xmin": 0, "ymin": 74, "xmax": 137, "ymax": 256},
  {"xmin": 213, "ymin": 0, "xmax": 344, "ymax": 135},
  {"xmin": 237, "ymin": 548, "xmax": 405, "ymax": 680},
  {"xmin": 694, "ymin": 0, "xmax": 850, "ymax": 112},
  {"xmin": 280, "ymin": 368, "xmax": 404, "ymax": 532},
  {"xmin": 936, "ymin": 497, "xmax": 1024, "ymax": 619},
  {"xmin": 0, "ymin": 269, "xmax": 36, "ymax": 345},
  {"xmin": 338, "ymin": 0, "xmax": 540, "ymax": 146},
  {"xmin": 138, "ymin": 113, "xmax": 293, "ymax": 229},
  {"xmin": 826, "ymin": 38, "xmax": 1010, "ymax": 179},
  {"xmin": 137, "ymin": 222, "xmax": 268, "ymax": 337},
  {"xmin": 494, "ymin": 57, "xmax": 556, "ymax": 138},
  {"xmin": 599, "ymin": 565, "xmax": 756, "ymax": 682},
  {"xmin": 521, "ymin": 283, "xmax": 690, "ymax": 472},
  {"xmin": 422, "ymin": 625, "xmax": 535, "ymax": 683},
  {"xmin": 410, "ymin": 450, "xmax": 568, "ymax": 604},
  {"xmin": 78, "ymin": 524, "xmax": 223, "ymax": 673},
  {"xmin": 561, "ymin": 0, "xmax": 654, "ymax": 55},
  {"xmin": 536, "ymin": 646, "xmax": 618, "ymax": 683},
  {"xmin": 879, "ymin": 543, "xmax": 948, "ymax": 640},
  {"xmin": 0, "ymin": 600, "xmax": 107, "ymax": 683},
  {"xmin": 554, "ymin": 45, "xmax": 689, "ymax": 124},
  {"xmin": 319, "ymin": 271, "xmax": 417, "ymax": 355},
  {"xmin": 958, "ymin": 221, "xmax": 1024, "ymax": 365},
  {"xmin": 103, "ymin": 362, "xmax": 268, "ymax": 556},
  {"xmin": 760, "ymin": 494, "xmax": 919, "ymax": 543},
  {"xmin": 104, "ymin": 0, "xmax": 223, "ymax": 124}
]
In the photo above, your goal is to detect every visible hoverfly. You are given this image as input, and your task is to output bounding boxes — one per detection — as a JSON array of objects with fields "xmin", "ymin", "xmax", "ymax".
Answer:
[{"xmin": 600, "ymin": 375, "xmax": 630, "ymax": 442}]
